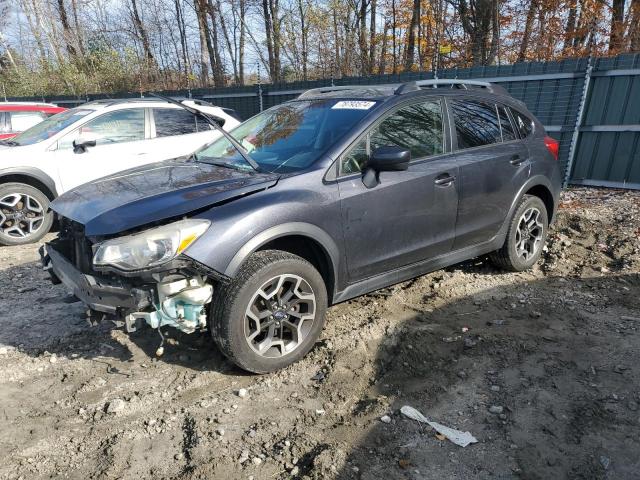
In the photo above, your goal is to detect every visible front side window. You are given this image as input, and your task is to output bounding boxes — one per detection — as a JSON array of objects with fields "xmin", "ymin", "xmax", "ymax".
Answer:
[
  {"xmin": 452, "ymin": 100, "xmax": 502, "ymax": 149},
  {"xmin": 153, "ymin": 108, "xmax": 198, "ymax": 137},
  {"xmin": 11, "ymin": 108, "xmax": 92, "ymax": 146},
  {"xmin": 340, "ymin": 100, "xmax": 444, "ymax": 175},
  {"xmin": 510, "ymin": 108, "xmax": 534, "ymax": 138},
  {"xmin": 195, "ymin": 99, "xmax": 375, "ymax": 173},
  {"xmin": 59, "ymin": 109, "xmax": 145, "ymax": 149},
  {"xmin": 9, "ymin": 111, "xmax": 46, "ymax": 133}
]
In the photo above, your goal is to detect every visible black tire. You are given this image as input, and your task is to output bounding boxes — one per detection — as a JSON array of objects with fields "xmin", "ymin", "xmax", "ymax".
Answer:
[
  {"xmin": 490, "ymin": 194, "xmax": 548, "ymax": 272},
  {"xmin": 0, "ymin": 182, "xmax": 54, "ymax": 246},
  {"xmin": 211, "ymin": 250, "xmax": 328, "ymax": 373}
]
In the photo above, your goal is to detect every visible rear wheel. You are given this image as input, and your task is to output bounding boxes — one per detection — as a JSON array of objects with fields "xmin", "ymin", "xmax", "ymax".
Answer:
[
  {"xmin": 0, "ymin": 183, "xmax": 53, "ymax": 246},
  {"xmin": 490, "ymin": 194, "xmax": 548, "ymax": 271},
  {"xmin": 210, "ymin": 250, "xmax": 327, "ymax": 373}
]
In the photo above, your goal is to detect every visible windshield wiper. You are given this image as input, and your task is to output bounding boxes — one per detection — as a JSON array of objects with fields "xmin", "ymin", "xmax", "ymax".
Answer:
[
  {"xmin": 149, "ymin": 93, "xmax": 261, "ymax": 173},
  {"xmin": 196, "ymin": 157, "xmax": 248, "ymax": 171},
  {"xmin": 0, "ymin": 140, "xmax": 19, "ymax": 146}
]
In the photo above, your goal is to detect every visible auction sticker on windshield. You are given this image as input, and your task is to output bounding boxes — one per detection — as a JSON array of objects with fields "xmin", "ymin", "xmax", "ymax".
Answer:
[{"xmin": 332, "ymin": 101, "xmax": 376, "ymax": 110}]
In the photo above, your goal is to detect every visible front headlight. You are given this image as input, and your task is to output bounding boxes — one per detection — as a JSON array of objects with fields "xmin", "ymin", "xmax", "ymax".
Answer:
[{"xmin": 93, "ymin": 219, "xmax": 210, "ymax": 271}]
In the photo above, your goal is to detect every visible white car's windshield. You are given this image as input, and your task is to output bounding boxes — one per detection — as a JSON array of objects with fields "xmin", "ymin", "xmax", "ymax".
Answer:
[
  {"xmin": 195, "ymin": 99, "xmax": 377, "ymax": 173},
  {"xmin": 11, "ymin": 108, "xmax": 93, "ymax": 146}
]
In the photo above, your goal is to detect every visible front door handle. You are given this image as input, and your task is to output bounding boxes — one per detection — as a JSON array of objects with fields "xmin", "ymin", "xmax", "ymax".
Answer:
[
  {"xmin": 434, "ymin": 173, "xmax": 455, "ymax": 186},
  {"xmin": 510, "ymin": 154, "xmax": 525, "ymax": 166}
]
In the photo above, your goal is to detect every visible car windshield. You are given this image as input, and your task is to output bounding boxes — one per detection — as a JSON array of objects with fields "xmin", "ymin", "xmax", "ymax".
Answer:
[
  {"xmin": 11, "ymin": 108, "xmax": 93, "ymax": 146},
  {"xmin": 194, "ymin": 99, "xmax": 377, "ymax": 173}
]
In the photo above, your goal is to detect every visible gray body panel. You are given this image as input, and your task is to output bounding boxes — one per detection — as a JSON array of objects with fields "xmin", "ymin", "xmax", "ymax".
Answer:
[{"xmin": 49, "ymin": 86, "xmax": 563, "ymax": 306}]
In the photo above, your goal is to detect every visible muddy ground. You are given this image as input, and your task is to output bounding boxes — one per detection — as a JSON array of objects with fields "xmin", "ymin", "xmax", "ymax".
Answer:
[{"xmin": 0, "ymin": 187, "xmax": 639, "ymax": 480}]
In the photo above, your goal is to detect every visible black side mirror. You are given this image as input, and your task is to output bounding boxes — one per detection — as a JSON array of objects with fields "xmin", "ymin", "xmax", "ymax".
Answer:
[
  {"xmin": 362, "ymin": 146, "xmax": 411, "ymax": 188},
  {"xmin": 73, "ymin": 138, "xmax": 97, "ymax": 154}
]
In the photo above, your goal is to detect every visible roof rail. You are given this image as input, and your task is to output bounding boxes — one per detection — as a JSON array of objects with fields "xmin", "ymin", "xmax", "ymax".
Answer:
[
  {"xmin": 395, "ymin": 79, "xmax": 508, "ymax": 95},
  {"xmin": 297, "ymin": 84, "xmax": 397, "ymax": 99}
]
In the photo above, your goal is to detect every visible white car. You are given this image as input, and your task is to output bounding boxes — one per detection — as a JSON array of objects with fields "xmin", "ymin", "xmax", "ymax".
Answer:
[{"xmin": 0, "ymin": 98, "xmax": 241, "ymax": 245}]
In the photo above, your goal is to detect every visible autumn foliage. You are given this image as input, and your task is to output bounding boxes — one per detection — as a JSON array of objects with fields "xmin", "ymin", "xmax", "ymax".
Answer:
[{"xmin": 0, "ymin": 0, "xmax": 638, "ymax": 96}]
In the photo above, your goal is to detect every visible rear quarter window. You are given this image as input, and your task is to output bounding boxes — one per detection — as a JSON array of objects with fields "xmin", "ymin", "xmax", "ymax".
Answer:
[{"xmin": 510, "ymin": 108, "xmax": 534, "ymax": 138}]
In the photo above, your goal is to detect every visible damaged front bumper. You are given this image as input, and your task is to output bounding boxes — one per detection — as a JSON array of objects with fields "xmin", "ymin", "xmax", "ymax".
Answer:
[{"xmin": 41, "ymin": 243, "xmax": 214, "ymax": 334}]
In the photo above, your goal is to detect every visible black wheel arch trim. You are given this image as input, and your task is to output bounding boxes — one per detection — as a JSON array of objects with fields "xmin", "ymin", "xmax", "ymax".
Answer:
[
  {"xmin": 0, "ymin": 167, "xmax": 59, "ymax": 199},
  {"xmin": 501, "ymin": 175, "xmax": 559, "ymax": 235},
  {"xmin": 223, "ymin": 222, "xmax": 341, "ymax": 297}
]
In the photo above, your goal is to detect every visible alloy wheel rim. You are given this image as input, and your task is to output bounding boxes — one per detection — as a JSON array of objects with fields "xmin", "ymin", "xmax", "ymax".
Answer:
[
  {"xmin": 244, "ymin": 274, "xmax": 316, "ymax": 358},
  {"xmin": 0, "ymin": 193, "xmax": 45, "ymax": 239},
  {"xmin": 515, "ymin": 207, "xmax": 544, "ymax": 260}
]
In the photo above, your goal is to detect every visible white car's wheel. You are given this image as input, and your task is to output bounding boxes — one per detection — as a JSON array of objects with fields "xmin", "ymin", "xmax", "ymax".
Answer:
[{"xmin": 0, "ymin": 183, "xmax": 54, "ymax": 246}]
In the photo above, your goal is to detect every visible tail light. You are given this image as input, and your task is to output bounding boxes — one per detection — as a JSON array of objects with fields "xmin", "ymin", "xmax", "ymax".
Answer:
[{"xmin": 544, "ymin": 136, "xmax": 559, "ymax": 161}]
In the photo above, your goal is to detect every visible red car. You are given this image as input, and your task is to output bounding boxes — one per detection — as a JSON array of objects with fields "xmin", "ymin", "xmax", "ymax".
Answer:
[{"xmin": 0, "ymin": 103, "xmax": 67, "ymax": 140}]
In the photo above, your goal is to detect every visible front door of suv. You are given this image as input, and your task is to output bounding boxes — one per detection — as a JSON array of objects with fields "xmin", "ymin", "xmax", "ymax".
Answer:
[
  {"xmin": 448, "ymin": 99, "xmax": 530, "ymax": 249},
  {"xmin": 336, "ymin": 98, "xmax": 459, "ymax": 283},
  {"xmin": 53, "ymin": 108, "xmax": 151, "ymax": 191}
]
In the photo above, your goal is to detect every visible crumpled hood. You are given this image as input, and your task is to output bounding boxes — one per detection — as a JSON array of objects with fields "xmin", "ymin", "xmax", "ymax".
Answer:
[{"xmin": 51, "ymin": 159, "xmax": 278, "ymax": 236}]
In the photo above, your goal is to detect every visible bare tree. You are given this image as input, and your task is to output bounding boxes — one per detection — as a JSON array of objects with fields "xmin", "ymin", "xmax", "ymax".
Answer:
[
  {"xmin": 56, "ymin": 0, "xmax": 78, "ymax": 58},
  {"xmin": 630, "ymin": 0, "xmax": 640, "ymax": 51},
  {"xmin": 368, "ymin": 0, "xmax": 376, "ymax": 72},
  {"xmin": 0, "ymin": 0, "xmax": 17, "ymax": 69},
  {"xmin": 518, "ymin": 0, "xmax": 538, "ymax": 61},
  {"xmin": 609, "ymin": 0, "xmax": 626, "ymax": 52},
  {"xmin": 130, "ymin": 0, "xmax": 155, "ymax": 63},
  {"xmin": 404, "ymin": 0, "xmax": 420, "ymax": 70},
  {"xmin": 297, "ymin": 0, "xmax": 309, "ymax": 80},
  {"xmin": 262, "ymin": 0, "xmax": 282, "ymax": 82},
  {"xmin": 452, "ymin": 0, "xmax": 499, "ymax": 65},
  {"xmin": 195, "ymin": 0, "xmax": 212, "ymax": 84},
  {"xmin": 206, "ymin": 0, "xmax": 225, "ymax": 85}
]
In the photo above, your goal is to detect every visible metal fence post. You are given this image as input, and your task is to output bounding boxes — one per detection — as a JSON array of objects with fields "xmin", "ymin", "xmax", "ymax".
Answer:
[
  {"xmin": 257, "ymin": 83, "xmax": 264, "ymax": 112},
  {"xmin": 563, "ymin": 64, "xmax": 592, "ymax": 188}
]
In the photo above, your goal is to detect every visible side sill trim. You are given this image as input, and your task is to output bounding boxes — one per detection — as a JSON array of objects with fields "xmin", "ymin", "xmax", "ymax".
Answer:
[{"xmin": 332, "ymin": 233, "xmax": 505, "ymax": 305}]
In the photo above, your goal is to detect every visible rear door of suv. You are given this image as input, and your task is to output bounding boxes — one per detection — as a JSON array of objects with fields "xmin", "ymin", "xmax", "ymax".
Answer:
[
  {"xmin": 147, "ymin": 107, "xmax": 219, "ymax": 161},
  {"xmin": 448, "ymin": 97, "xmax": 530, "ymax": 249}
]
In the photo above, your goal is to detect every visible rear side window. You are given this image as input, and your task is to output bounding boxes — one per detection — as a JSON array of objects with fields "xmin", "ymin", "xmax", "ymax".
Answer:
[
  {"xmin": 451, "ymin": 100, "xmax": 501, "ymax": 149},
  {"xmin": 10, "ymin": 111, "xmax": 46, "ymax": 132},
  {"xmin": 0, "ymin": 112, "xmax": 7, "ymax": 133},
  {"xmin": 510, "ymin": 108, "xmax": 534, "ymax": 138},
  {"xmin": 498, "ymin": 106, "xmax": 517, "ymax": 141},
  {"xmin": 370, "ymin": 100, "xmax": 444, "ymax": 158},
  {"xmin": 153, "ymin": 108, "xmax": 198, "ymax": 137}
]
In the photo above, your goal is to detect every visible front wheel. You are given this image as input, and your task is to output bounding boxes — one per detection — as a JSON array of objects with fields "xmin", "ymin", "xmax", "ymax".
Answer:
[
  {"xmin": 0, "ymin": 183, "xmax": 54, "ymax": 246},
  {"xmin": 210, "ymin": 250, "xmax": 328, "ymax": 373},
  {"xmin": 490, "ymin": 194, "xmax": 548, "ymax": 271}
]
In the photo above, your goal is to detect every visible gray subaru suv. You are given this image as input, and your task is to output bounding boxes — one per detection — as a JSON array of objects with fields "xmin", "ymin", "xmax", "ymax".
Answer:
[{"xmin": 42, "ymin": 80, "xmax": 562, "ymax": 373}]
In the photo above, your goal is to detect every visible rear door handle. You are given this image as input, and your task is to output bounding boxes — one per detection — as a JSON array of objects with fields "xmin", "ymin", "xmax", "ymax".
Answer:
[
  {"xmin": 434, "ymin": 173, "xmax": 455, "ymax": 186},
  {"xmin": 510, "ymin": 154, "xmax": 525, "ymax": 166}
]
